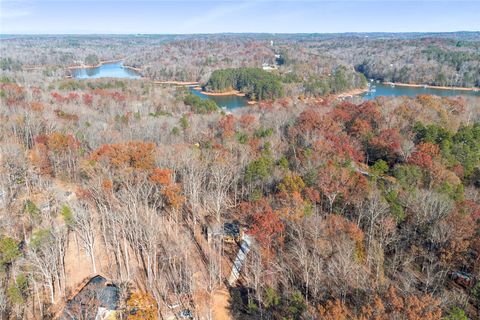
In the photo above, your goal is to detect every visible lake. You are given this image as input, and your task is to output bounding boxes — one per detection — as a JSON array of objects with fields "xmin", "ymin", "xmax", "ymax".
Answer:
[
  {"xmin": 192, "ymin": 82, "xmax": 480, "ymax": 109},
  {"xmin": 72, "ymin": 63, "xmax": 479, "ymax": 107},
  {"xmin": 72, "ymin": 62, "xmax": 249, "ymax": 108},
  {"xmin": 189, "ymin": 87, "xmax": 249, "ymax": 109},
  {"xmin": 72, "ymin": 61, "xmax": 140, "ymax": 79},
  {"xmin": 362, "ymin": 82, "xmax": 480, "ymax": 100}
]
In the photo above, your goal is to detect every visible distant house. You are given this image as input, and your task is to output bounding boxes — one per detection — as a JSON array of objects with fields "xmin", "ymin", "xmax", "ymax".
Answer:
[
  {"xmin": 59, "ymin": 275, "xmax": 120, "ymax": 320},
  {"xmin": 449, "ymin": 271, "xmax": 476, "ymax": 288},
  {"xmin": 202, "ymin": 220, "xmax": 243, "ymax": 244},
  {"xmin": 223, "ymin": 221, "xmax": 243, "ymax": 244},
  {"xmin": 262, "ymin": 63, "xmax": 277, "ymax": 71}
]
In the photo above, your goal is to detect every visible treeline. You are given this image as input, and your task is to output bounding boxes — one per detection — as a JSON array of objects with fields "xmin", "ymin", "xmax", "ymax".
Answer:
[
  {"xmin": 3, "ymin": 34, "xmax": 479, "ymax": 90},
  {"xmin": 352, "ymin": 42, "xmax": 480, "ymax": 87},
  {"xmin": 303, "ymin": 66, "xmax": 367, "ymax": 96},
  {"xmin": 204, "ymin": 67, "xmax": 284, "ymax": 100},
  {"xmin": 183, "ymin": 93, "xmax": 218, "ymax": 114},
  {"xmin": 414, "ymin": 121, "xmax": 480, "ymax": 182}
]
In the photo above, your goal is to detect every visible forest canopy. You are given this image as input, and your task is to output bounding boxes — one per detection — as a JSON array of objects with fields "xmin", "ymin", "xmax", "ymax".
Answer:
[
  {"xmin": 183, "ymin": 93, "xmax": 219, "ymax": 114},
  {"xmin": 204, "ymin": 67, "xmax": 284, "ymax": 100}
]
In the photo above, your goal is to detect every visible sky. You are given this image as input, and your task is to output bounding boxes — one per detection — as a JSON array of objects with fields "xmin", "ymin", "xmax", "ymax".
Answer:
[{"xmin": 1, "ymin": 0, "xmax": 479, "ymax": 34}]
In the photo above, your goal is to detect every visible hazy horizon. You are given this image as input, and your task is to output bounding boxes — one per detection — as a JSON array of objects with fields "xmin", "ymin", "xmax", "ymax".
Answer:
[
  {"xmin": 1, "ymin": 0, "xmax": 479, "ymax": 34},
  {"xmin": 1, "ymin": 31, "xmax": 480, "ymax": 36}
]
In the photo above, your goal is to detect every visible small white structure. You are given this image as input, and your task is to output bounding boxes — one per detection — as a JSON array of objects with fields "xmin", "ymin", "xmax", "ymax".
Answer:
[
  {"xmin": 262, "ymin": 63, "xmax": 277, "ymax": 71},
  {"xmin": 0, "ymin": 189, "xmax": 5, "ymax": 208},
  {"xmin": 40, "ymin": 202, "xmax": 51, "ymax": 213},
  {"xmin": 95, "ymin": 307, "xmax": 113, "ymax": 320}
]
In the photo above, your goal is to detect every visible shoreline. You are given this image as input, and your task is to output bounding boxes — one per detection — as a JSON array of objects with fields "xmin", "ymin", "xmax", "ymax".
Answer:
[
  {"xmin": 124, "ymin": 65, "xmax": 142, "ymax": 72},
  {"xmin": 196, "ymin": 89, "xmax": 246, "ymax": 97},
  {"xmin": 154, "ymin": 80, "xmax": 200, "ymax": 86},
  {"xmin": 67, "ymin": 58, "xmax": 125, "ymax": 70},
  {"xmin": 335, "ymin": 87, "xmax": 369, "ymax": 99},
  {"xmin": 62, "ymin": 64, "xmax": 479, "ymax": 105},
  {"xmin": 383, "ymin": 81, "xmax": 479, "ymax": 92}
]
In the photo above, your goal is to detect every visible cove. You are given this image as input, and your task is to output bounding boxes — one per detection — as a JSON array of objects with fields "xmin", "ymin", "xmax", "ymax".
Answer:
[
  {"xmin": 71, "ymin": 62, "xmax": 141, "ymax": 79},
  {"xmin": 189, "ymin": 87, "xmax": 249, "ymax": 109},
  {"xmin": 72, "ymin": 64, "xmax": 479, "ymax": 107},
  {"xmin": 362, "ymin": 82, "xmax": 480, "ymax": 100}
]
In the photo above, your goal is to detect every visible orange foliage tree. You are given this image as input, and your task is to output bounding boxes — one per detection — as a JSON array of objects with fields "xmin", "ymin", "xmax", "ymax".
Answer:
[
  {"xmin": 324, "ymin": 214, "xmax": 366, "ymax": 261},
  {"xmin": 318, "ymin": 286, "xmax": 442, "ymax": 320},
  {"xmin": 89, "ymin": 141, "xmax": 156, "ymax": 170},
  {"xmin": 126, "ymin": 292, "xmax": 158, "ymax": 320},
  {"xmin": 242, "ymin": 199, "xmax": 285, "ymax": 259},
  {"xmin": 30, "ymin": 132, "xmax": 80, "ymax": 176},
  {"xmin": 317, "ymin": 299, "xmax": 351, "ymax": 320},
  {"xmin": 359, "ymin": 286, "xmax": 442, "ymax": 320},
  {"xmin": 150, "ymin": 168, "xmax": 184, "ymax": 210},
  {"xmin": 407, "ymin": 142, "xmax": 440, "ymax": 170},
  {"xmin": 218, "ymin": 114, "xmax": 235, "ymax": 139},
  {"xmin": 366, "ymin": 129, "xmax": 402, "ymax": 165},
  {"xmin": 30, "ymin": 142, "xmax": 52, "ymax": 175},
  {"xmin": 317, "ymin": 162, "xmax": 369, "ymax": 212}
]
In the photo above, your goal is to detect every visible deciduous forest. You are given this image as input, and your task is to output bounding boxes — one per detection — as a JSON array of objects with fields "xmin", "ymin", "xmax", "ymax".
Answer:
[{"xmin": 0, "ymin": 33, "xmax": 479, "ymax": 320}]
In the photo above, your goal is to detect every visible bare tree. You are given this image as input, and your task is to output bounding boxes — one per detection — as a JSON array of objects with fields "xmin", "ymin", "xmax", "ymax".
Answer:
[
  {"xmin": 71, "ymin": 204, "xmax": 98, "ymax": 274},
  {"xmin": 26, "ymin": 226, "xmax": 67, "ymax": 305}
]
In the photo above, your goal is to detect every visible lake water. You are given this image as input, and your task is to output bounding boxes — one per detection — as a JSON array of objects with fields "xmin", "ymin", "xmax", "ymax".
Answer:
[
  {"xmin": 189, "ymin": 87, "xmax": 249, "ymax": 109},
  {"xmin": 192, "ymin": 82, "xmax": 480, "ymax": 109},
  {"xmin": 72, "ymin": 61, "xmax": 140, "ymax": 79},
  {"xmin": 72, "ymin": 63, "xmax": 479, "ymax": 107},
  {"xmin": 362, "ymin": 82, "xmax": 480, "ymax": 100}
]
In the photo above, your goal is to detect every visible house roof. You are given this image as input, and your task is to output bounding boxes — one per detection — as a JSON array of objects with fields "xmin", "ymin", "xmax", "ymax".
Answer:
[
  {"xmin": 59, "ymin": 274, "xmax": 120, "ymax": 319},
  {"xmin": 224, "ymin": 221, "xmax": 240, "ymax": 237}
]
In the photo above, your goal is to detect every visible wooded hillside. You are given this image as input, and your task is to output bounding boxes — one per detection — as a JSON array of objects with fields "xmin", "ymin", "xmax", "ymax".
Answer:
[{"xmin": 0, "ymin": 34, "xmax": 479, "ymax": 320}]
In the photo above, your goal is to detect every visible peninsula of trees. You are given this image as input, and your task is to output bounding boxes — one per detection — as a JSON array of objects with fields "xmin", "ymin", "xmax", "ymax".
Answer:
[{"xmin": 204, "ymin": 68, "xmax": 284, "ymax": 100}]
